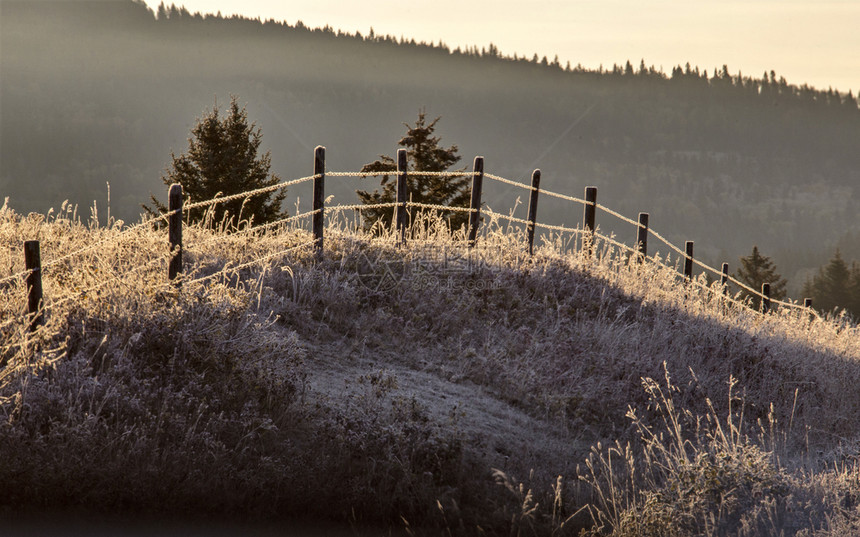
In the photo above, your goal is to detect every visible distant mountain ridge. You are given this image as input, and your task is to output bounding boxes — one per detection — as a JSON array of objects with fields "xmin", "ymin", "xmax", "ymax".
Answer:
[{"xmin": 2, "ymin": 0, "xmax": 860, "ymax": 289}]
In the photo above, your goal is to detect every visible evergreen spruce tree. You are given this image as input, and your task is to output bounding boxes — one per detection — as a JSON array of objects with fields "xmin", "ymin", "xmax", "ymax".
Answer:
[
  {"xmin": 802, "ymin": 250, "xmax": 853, "ymax": 315},
  {"xmin": 735, "ymin": 246, "xmax": 787, "ymax": 309},
  {"xmin": 145, "ymin": 95, "xmax": 286, "ymax": 226},
  {"xmin": 356, "ymin": 110, "xmax": 469, "ymax": 232}
]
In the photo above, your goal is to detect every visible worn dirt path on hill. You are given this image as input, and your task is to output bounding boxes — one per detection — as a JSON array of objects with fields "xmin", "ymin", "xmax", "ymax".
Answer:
[{"xmin": 301, "ymin": 340, "xmax": 587, "ymax": 478}]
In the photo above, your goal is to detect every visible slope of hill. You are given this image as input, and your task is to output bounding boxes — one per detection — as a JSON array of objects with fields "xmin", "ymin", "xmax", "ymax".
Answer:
[
  {"xmin": 3, "ymin": 0, "xmax": 860, "ymax": 290},
  {"xmin": 1, "ymin": 199, "xmax": 859, "ymax": 535}
]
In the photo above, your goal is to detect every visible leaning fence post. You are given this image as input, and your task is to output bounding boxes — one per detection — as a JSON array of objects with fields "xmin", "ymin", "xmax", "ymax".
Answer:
[
  {"xmin": 526, "ymin": 169, "xmax": 541, "ymax": 255},
  {"xmin": 467, "ymin": 156, "xmax": 484, "ymax": 247},
  {"xmin": 583, "ymin": 186, "xmax": 597, "ymax": 256},
  {"xmin": 762, "ymin": 283, "xmax": 771, "ymax": 314},
  {"xmin": 720, "ymin": 263, "xmax": 729, "ymax": 295},
  {"xmin": 313, "ymin": 145, "xmax": 325, "ymax": 256},
  {"xmin": 636, "ymin": 212, "xmax": 649, "ymax": 261},
  {"xmin": 24, "ymin": 240, "xmax": 43, "ymax": 332},
  {"xmin": 395, "ymin": 148, "xmax": 408, "ymax": 243},
  {"xmin": 684, "ymin": 241, "xmax": 694, "ymax": 279},
  {"xmin": 168, "ymin": 183, "xmax": 183, "ymax": 283}
]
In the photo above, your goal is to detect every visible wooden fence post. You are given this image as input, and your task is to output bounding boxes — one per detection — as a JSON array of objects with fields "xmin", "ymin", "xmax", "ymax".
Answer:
[
  {"xmin": 804, "ymin": 298, "xmax": 814, "ymax": 321},
  {"xmin": 684, "ymin": 241, "xmax": 694, "ymax": 279},
  {"xmin": 636, "ymin": 212, "xmax": 649, "ymax": 261},
  {"xmin": 395, "ymin": 148, "xmax": 408, "ymax": 243},
  {"xmin": 762, "ymin": 283, "xmax": 771, "ymax": 314},
  {"xmin": 720, "ymin": 263, "xmax": 729, "ymax": 295},
  {"xmin": 24, "ymin": 240, "xmax": 43, "ymax": 332},
  {"xmin": 583, "ymin": 186, "xmax": 597, "ymax": 256},
  {"xmin": 313, "ymin": 145, "xmax": 325, "ymax": 256},
  {"xmin": 168, "ymin": 183, "xmax": 183, "ymax": 283},
  {"xmin": 467, "ymin": 156, "xmax": 484, "ymax": 247},
  {"xmin": 526, "ymin": 169, "xmax": 541, "ymax": 255}
]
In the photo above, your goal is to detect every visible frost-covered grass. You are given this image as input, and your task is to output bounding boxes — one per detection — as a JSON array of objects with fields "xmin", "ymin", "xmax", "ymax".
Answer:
[{"xmin": 1, "ymin": 200, "xmax": 859, "ymax": 535}]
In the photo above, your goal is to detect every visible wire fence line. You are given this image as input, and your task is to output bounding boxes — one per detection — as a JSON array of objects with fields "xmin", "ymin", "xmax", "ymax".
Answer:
[
  {"xmin": 47, "ymin": 254, "xmax": 169, "ymax": 313},
  {"xmin": 326, "ymin": 202, "xmax": 401, "ymax": 212},
  {"xmin": 327, "ymin": 171, "xmax": 471, "ymax": 178},
  {"xmin": 485, "ymin": 169, "xmax": 804, "ymax": 312},
  {"xmin": 3, "ymin": 162, "xmax": 817, "ymax": 340},
  {"xmin": 0, "ymin": 267, "xmax": 34, "ymax": 288},
  {"xmin": 181, "ymin": 174, "xmax": 317, "ymax": 213},
  {"xmin": 4, "ymin": 174, "xmax": 321, "ymax": 285},
  {"xmin": 184, "ymin": 209, "xmax": 320, "ymax": 252},
  {"xmin": 185, "ymin": 238, "xmax": 318, "ymax": 287}
]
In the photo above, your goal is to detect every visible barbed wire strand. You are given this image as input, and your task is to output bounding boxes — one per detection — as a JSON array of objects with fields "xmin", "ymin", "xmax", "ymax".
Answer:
[
  {"xmin": 6, "ymin": 175, "xmax": 315, "ymax": 281},
  {"xmin": 482, "ymin": 208, "xmax": 533, "ymax": 227},
  {"xmin": 327, "ymin": 171, "xmax": 474, "ymax": 178},
  {"xmin": 405, "ymin": 202, "xmax": 476, "ymax": 213},
  {"xmin": 0, "ymin": 268, "xmax": 35, "ymax": 288},
  {"xmin": 484, "ymin": 173, "xmax": 590, "ymax": 205},
  {"xmin": 483, "ymin": 173, "xmax": 537, "ymax": 192},
  {"xmin": 186, "ymin": 238, "xmax": 317, "ymax": 287},
  {"xmin": 183, "ymin": 174, "xmax": 317, "ymax": 213},
  {"xmin": 40, "ymin": 218, "xmax": 166, "ymax": 273},
  {"xmin": 47, "ymin": 254, "xmax": 168, "ymax": 313},
  {"xmin": 326, "ymin": 202, "xmax": 401, "ymax": 212},
  {"xmin": 596, "ymin": 203, "xmax": 646, "ymax": 230},
  {"xmin": 184, "ymin": 210, "xmax": 319, "ymax": 251},
  {"xmin": 535, "ymin": 221, "xmax": 583, "ymax": 234}
]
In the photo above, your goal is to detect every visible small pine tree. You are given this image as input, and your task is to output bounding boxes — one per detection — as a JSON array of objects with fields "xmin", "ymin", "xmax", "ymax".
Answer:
[
  {"xmin": 356, "ymin": 110, "xmax": 469, "ymax": 232},
  {"xmin": 735, "ymin": 246, "xmax": 787, "ymax": 309},
  {"xmin": 145, "ymin": 95, "xmax": 286, "ymax": 226}
]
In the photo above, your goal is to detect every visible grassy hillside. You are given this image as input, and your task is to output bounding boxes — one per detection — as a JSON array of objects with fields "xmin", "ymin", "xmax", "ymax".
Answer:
[
  {"xmin": 1, "ymin": 199, "xmax": 859, "ymax": 535},
  {"xmin": 3, "ymin": 0, "xmax": 860, "ymax": 288}
]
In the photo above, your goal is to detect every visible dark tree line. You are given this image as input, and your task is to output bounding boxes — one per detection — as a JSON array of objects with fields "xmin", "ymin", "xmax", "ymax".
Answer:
[{"xmin": 802, "ymin": 251, "xmax": 860, "ymax": 319}]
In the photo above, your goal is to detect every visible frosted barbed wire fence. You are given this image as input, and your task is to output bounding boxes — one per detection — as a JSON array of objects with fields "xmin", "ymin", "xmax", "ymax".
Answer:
[
  {"xmin": 326, "ymin": 202, "xmax": 401, "ymax": 212},
  {"xmin": 0, "ymin": 184, "xmax": 284, "ymax": 329},
  {"xmin": 180, "ymin": 174, "xmax": 317, "ymax": 214},
  {"xmin": 1, "ymin": 162, "xmax": 823, "ymax": 346},
  {"xmin": 327, "ymin": 171, "xmax": 473, "ymax": 178},
  {"xmin": 1, "ymin": 174, "xmax": 319, "ymax": 286},
  {"xmin": 481, "ymin": 170, "xmax": 809, "ymax": 313},
  {"xmin": 405, "ymin": 202, "xmax": 475, "ymax": 213},
  {"xmin": 0, "ymin": 268, "xmax": 35, "ymax": 288}
]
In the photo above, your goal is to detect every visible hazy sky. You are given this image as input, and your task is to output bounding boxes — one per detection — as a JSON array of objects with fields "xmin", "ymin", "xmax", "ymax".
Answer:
[{"xmin": 141, "ymin": 0, "xmax": 860, "ymax": 94}]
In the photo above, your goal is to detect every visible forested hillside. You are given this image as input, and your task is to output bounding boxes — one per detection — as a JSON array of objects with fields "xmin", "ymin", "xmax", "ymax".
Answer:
[{"xmin": 2, "ymin": 0, "xmax": 860, "ymax": 290}]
